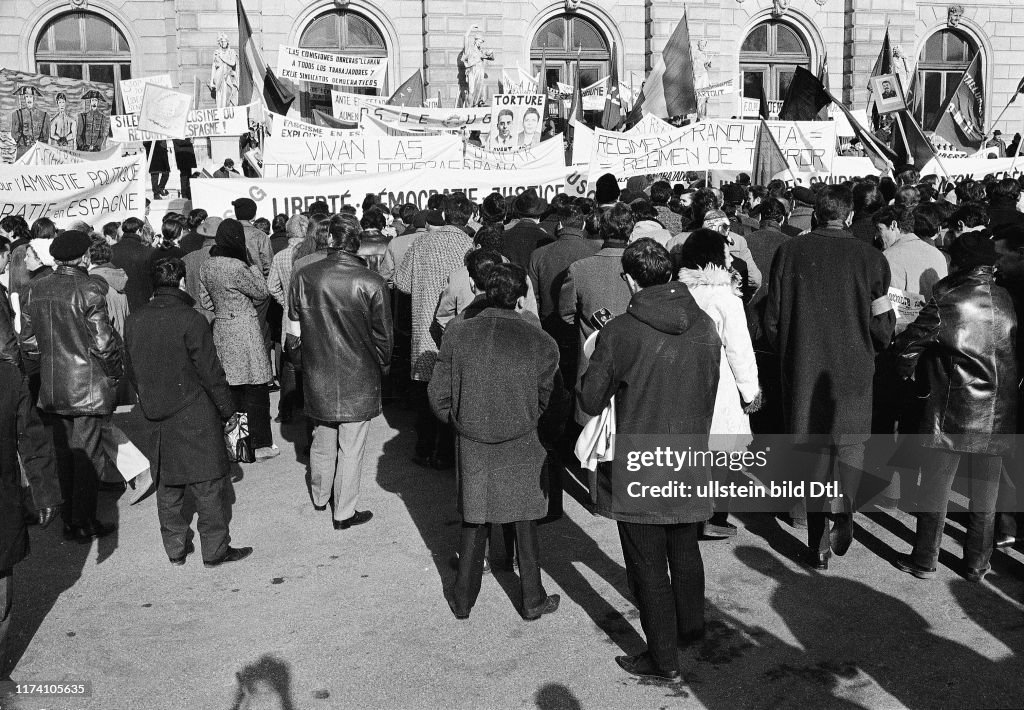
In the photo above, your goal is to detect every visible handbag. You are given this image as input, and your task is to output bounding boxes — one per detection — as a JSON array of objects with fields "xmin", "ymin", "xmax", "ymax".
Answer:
[{"xmin": 224, "ymin": 412, "xmax": 255, "ymax": 464}]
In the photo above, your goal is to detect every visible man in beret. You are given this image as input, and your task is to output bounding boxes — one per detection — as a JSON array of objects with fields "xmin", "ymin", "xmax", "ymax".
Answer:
[{"xmin": 20, "ymin": 231, "xmax": 123, "ymax": 543}]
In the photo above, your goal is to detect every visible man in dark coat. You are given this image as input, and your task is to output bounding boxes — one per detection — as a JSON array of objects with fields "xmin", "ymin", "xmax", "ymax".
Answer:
[
  {"xmin": 764, "ymin": 185, "xmax": 896, "ymax": 570},
  {"xmin": 125, "ymin": 258, "xmax": 252, "ymax": 567},
  {"xmin": 501, "ymin": 189, "xmax": 553, "ymax": 271},
  {"xmin": 986, "ymin": 178, "xmax": 1024, "ymax": 233},
  {"xmin": 579, "ymin": 238, "xmax": 721, "ymax": 682},
  {"xmin": 289, "ymin": 215, "xmax": 393, "ymax": 530},
  {"xmin": 110, "ymin": 217, "xmax": 156, "ymax": 311},
  {"xmin": 20, "ymin": 231, "xmax": 122, "ymax": 543},
  {"xmin": 430, "ymin": 263, "xmax": 561, "ymax": 621},
  {"xmin": 172, "ymin": 139, "xmax": 197, "ymax": 201}
]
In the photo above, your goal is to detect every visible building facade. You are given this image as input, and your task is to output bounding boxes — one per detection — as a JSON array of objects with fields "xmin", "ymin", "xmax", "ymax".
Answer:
[{"xmin": 0, "ymin": 0, "xmax": 1019, "ymax": 133}]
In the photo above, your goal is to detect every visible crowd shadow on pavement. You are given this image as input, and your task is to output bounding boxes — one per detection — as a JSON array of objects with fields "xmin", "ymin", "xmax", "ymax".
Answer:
[
  {"xmin": 534, "ymin": 683, "xmax": 583, "ymax": 710},
  {"xmin": 229, "ymin": 654, "xmax": 297, "ymax": 710}
]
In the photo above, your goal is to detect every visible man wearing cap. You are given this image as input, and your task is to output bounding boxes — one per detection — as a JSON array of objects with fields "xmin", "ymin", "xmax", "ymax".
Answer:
[
  {"xmin": 985, "ymin": 130, "xmax": 1007, "ymax": 157},
  {"xmin": 76, "ymin": 90, "xmax": 108, "ymax": 152},
  {"xmin": 183, "ymin": 215, "xmax": 224, "ymax": 321},
  {"xmin": 594, "ymin": 173, "xmax": 621, "ymax": 210},
  {"xmin": 788, "ymin": 185, "xmax": 816, "ymax": 233},
  {"xmin": 20, "ymin": 231, "xmax": 122, "ymax": 543},
  {"xmin": 502, "ymin": 189, "xmax": 553, "ymax": 271},
  {"xmin": 11, "ymin": 86, "xmax": 48, "ymax": 159}
]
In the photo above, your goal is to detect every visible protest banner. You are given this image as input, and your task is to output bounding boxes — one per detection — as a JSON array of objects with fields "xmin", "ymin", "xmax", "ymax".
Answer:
[
  {"xmin": 268, "ymin": 113, "xmax": 360, "ymax": 140},
  {"xmin": 626, "ymin": 114, "xmax": 676, "ymax": 136},
  {"xmin": 582, "ymin": 77, "xmax": 609, "ymax": 112},
  {"xmin": 360, "ymin": 114, "xmax": 431, "ymax": 137},
  {"xmin": 696, "ymin": 79, "xmax": 736, "ymax": 98},
  {"xmin": 462, "ymin": 134, "xmax": 567, "ymax": 171},
  {"xmin": 589, "ymin": 119, "xmax": 837, "ymax": 179},
  {"xmin": 119, "ymin": 75, "xmax": 173, "ymax": 114},
  {"xmin": 331, "ymin": 90, "xmax": 387, "ymax": 122},
  {"xmin": 262, "ymin": 134, "xmax": 464, "ymax": 178},
  {"xmin": 110, "ymin": 105, "xmax": 251, "ymax": 142},
  {"xmin": 359, "ymin": 101, "xmax": 493, "ymax": 132},
  {"xmin": 487, "ymin": 94, "xmax": 545, "ymax": 151},
  {"xmin": 138, "ymin": 84, "xmax": 192, "ymax": 139},
  {"xmin": 197, "ymin": 162, "xmax": 578, "ymax": 218},
  {"xmin": 15, "ymin": 141, "xmax": 132, "ymax": 166},
  {"xmin": 920, "ymin": 156, "xmax": 1024, "ymax": 181},
  {"xmin": 276, "ymin": 45, "xmax": 387, "ymax": 89},
  {"xmin": 0, "ymin": 153, "xmax": 144, "ymax": 227}
]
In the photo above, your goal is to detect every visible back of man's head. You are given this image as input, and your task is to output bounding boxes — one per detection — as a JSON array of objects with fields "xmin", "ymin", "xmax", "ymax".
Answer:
[
  {"xmin": 473, "ymin": 224, "xmax": 504, "ymax": 252},
  {"xmin": 992, "ymin": 177, "xmax": 1021, "ymax": 203},
  {"xmin": 815, "ymin": 185, "xmax": 854, "ymax": 224},
  {"xmin": 328, "ymin": 214, "xmax": 361, "ymax": 253},
  {"xmin": 445, "ymin": 192, "xmax": 473, "ymax": 227},
  {"xmin": 485, "ymin": 263, "xmax": 528, "ymax": 309},
  {"xmin": 622, "ymin": 238, "xmax": 672, "ymax": 288},
  {"xmin": 758, "ymin": 198, "xmax": 787, "ymax": 225},
  {"xmin": 556, "ymin": 203, "xmax": 585, "ymax": 231},
  {"xmin": 466, "ymin": 249, "xmax": 502, "ymax": 291},
  {"xmin": 600, "ymin": 203, "xmax": 635, "ymax": 245},
  {"xmin": 650, "ymin": 181, "xmax": 672, "ymax": 206},
  {"xmin": 150, "ymin": 257, "xmax": 186, "ymax": 289}
]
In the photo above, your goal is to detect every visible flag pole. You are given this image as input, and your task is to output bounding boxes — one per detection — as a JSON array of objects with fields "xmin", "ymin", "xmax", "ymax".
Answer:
[{"xmin": 983, "ymin": 94, "xmax": 1017, "ymax": 143}]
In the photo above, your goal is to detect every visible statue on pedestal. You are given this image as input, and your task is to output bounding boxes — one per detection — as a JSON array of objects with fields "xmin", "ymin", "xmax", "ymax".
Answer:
[
  {"xmin": 458, "ymin": 25, "xmax": 494, "ymax": 108},
  {"xmin": 209, "ymin": 33, "xmax": 239, "ymax": 109}
]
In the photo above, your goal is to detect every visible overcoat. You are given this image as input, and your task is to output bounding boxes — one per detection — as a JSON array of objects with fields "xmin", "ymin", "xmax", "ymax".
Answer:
[
  {"xmin": 125, "ymin": 289, "xmax": 234, "ymax": 485},
  {"xmin": 429, "ymin": 308, "xmax": 559, "ymax": 524},
  {"xmin": 198, "ymin": 256, "xmax": 271, "ymax": 386}
]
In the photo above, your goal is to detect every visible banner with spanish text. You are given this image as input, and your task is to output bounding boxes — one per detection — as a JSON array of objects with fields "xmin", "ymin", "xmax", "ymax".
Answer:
[
  {"xmin": 276, "ymin": 45, "xmax": 387, "ymax": 89},
  {"xmin": 331, "ymin": 90, "xmax": 387, "ymax": 122},
  {"xmin": 357, "ymin": 101, "xmax": 493, "ymax": 132},
  {"xmin": 262, "ymin": 134, "xmax": 464, "ymax": 178},
  {"xmin": 267, "ymin": 113, "xmax": 359, "ymax": 140},
  {"xmin": 111, "ymin": 105, "xmax": 251, "ymax": 142}
]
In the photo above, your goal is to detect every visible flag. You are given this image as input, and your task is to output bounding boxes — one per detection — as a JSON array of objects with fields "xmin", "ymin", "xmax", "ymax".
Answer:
[
  {"xmin": 778, "ymin": 66, "xmax": 830, "ymax": 121},
  {"xmin": 868, "ymin": 29, "xmax": 893, "ymax": 130},
  {"xmin": 237, "ymin": 0, "xmax": 295, "ymax": 115},
  {"xmin": 601, "ymin": 43, "xmax": 623, "ymax": 130},
  {"xmin": 538, "ymin": 48, "xmax": 554, "ymax": 121},
  {"xmin": 388, "ymin": 70, "xmax": 424, "ymax": 107},
  {"xmin": 825, "ymin": 87, "xmax": 898, "ymax": 172},
  {"xmin": 311, "ymin": 109, "xmax": 358, "ymax": 130},
  {"xmin": 930, "ymin": 53, "xmax": 985, "ymax": 151},
  {"xmin": 752, "ymin": 119, "xmax": 791, "ymax": 185},
  {"xmin": 745, "ymin": 73, "xmax": 770, "ymax": 120},
  {"xmin": 626, "ymin": 11, "xmax": 697, "ymax": 122},
  {"xmin": 890, "ymin": 110, "xmax": 937, "ymax": 169},
  {"xmin": 567, "ymin": 50, "xmax": 583, "ymax": 164},
  {"xmin": 816, "ymin": 54, "xmax": 830, "ymax": 120}
]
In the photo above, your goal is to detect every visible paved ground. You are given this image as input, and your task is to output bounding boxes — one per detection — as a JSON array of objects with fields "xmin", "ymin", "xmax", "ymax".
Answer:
[{"xmin": 3, "ymin": 397, "xmax": 1024, "ymax": 710}]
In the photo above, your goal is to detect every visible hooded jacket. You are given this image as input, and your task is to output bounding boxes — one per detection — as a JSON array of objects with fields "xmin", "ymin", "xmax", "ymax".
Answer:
[
  {"xmin": 90, "ymin": 264, "xmax": 130, "ymax": 337},
  {"xmin": 578, "ymin": 281, "xmax": 721, "ymax": 524}
]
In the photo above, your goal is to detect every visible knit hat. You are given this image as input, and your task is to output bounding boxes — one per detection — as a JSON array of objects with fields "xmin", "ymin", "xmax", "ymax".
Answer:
[
  {"xmin": 49, "ymin": 230, "xmax": 91, "ymax": 261},
  {"xmin": 232, "ymin": 197, "xmax": 258, "ymax": 220},
  {"xmin": 702, "ymin": 209, "xmax": 730, "ymax": 228},
  {"xmin": 595, "ymin": 173, "xmax": 621, "ymax": 204}
]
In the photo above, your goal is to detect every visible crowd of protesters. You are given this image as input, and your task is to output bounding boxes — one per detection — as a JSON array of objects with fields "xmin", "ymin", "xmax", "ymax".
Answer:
[{"xmin": 1, "ymin": 163, "xmax": 1022, "ymax": 682}]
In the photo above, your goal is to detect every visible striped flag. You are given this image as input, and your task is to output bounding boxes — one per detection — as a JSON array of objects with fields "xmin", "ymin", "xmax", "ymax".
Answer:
[
  {"xmin": 601, "ymin": 43, "xmax": 623, "ymax": 130},
  {"xmin": 237, "ymin": 0, "xmax": 295, "ymax": 116},
  {"xmin": 930, "ymin": 53, "xmax": 985, "ymax": 151},
  {"xmin": 626, "ymin": 11, "xmax": 697, "ymax": 123}
]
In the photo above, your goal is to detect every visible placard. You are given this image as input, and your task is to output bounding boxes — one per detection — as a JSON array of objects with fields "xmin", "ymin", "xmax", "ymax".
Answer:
[
  {"xmin": 262, "ymin": 135, "xmax": 464, "ymax": 178},
  {"xmin": 331, "ymin": 90, "xmax": 387, "ymax": 122},
  {"xmin": 119, "ymin": 75, "xmax": 173, "ymax": 114},
  {"xmin": 110, "ymin": 105, "xmax": 251, "ymax": 142},
  {"xmin": 487, "ymin": 94, "xmax": 545, "ymax": 152},
  {"xmin": 276, "ymin": 45, "xmax": 387, "ymax": 89},
  {"xmin": 268, "ymin": 113, "xmax": 360, "ymax": 140},
  {"xmin": 138, "ymin": 84, "xmax": 191, "ymax": 139}
]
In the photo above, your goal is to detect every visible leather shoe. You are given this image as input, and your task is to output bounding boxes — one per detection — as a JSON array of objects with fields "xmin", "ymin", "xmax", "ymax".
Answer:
[
  {"xmin": 169, "ymin": 541, "xmax": 195, "ymax": 566},
  {"xmin": 965, "ymin": 565, "xmax": 990, "ymax": 583},
  {"xmin": 894, "ymin": 554, "xmax": 936, "ymax": 580},
  {"xmin": 62, "ymin": 524, "xmax": 92, "ymax": 543},
  {"xmin": 446, "ymin": 594, "xmax": 470, "ymax": 620},
  {"xmin": 86, "ymin": 520, "xmax": 117, "ymax": 539},
  {"xmin": 204, "ymin": 546, "xmax": 253, "ymax": 567},
  {"xmin": 522, "ymin": 594, "xmax": 560, "ymax": 621},
  {"xmin": 334, "ymin": 510, "xmax": 373, "ymax": 530},
  {"xmin": 129, "ymin": 470, "xmax": 155, "ymax": 506},
  {"xmin": 830, "ymin": 515, "xmax": 854, "ymax": 556},
  {"xmin": 805, "ymin": 550, "xmax": 830, "ymax": 570},
  {"xmin": 615, "ymin": 653, "xmax": 680, "ymax": 682}
]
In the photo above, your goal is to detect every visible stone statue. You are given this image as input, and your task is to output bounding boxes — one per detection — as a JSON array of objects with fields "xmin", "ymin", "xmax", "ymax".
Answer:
[
  {"xmin": 947, "ymin": 4, "xmax": 965, "ymax": 27},
  {"xmin": 458, "ymin": 24, "xmax": 494, "ymax": 108},
  {"xmin": 209, "ymin": 33, "xmax": 239, "ymax": 109}
]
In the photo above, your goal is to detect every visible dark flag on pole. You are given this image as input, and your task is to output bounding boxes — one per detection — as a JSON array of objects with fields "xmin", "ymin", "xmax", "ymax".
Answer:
[
  {"xmin": 778, "ymin": 66, "xmax": 830, "ymax": 121},
  {"xmin": 237, "ymin": 0, "xmax": 295, "ymax": 115},
  {"xmin": 816, "ymin": 54, "xmax": 830, "ymax": 120},
  {"xmin": 388, "ymin": 70, "xmax": 425, "ymax": 107},
  {"xmin": 601, "ymin": 43, "xmax": 623, "ymax": 130},
  {"xmin": 929, "ymin": 53, "xmax": 985, "ymax": 152},
  {"xmin": 891, "ymin": 110, "xmax": 938, "ymax": 169},
  {"xmin": 868, "ymin": 28, "xmax": 893, "ymax": 130},
  {"xmin": 824, "ymin": 87, "xmax": 899, "ymax": 172},
  {"xmin": 752, "ymin": 119, "xmax": 791, "ymax": 185}
]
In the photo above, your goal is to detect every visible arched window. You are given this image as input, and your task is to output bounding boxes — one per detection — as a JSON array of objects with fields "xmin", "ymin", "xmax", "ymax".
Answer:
[
  {"xmin": 298, "ymin": 10, "xmax": 387, "ymax": 118},
  {"xmin": 35, "ymin": 11, "xmax": 132, "ymax": 85},
  {"xmin": 740, "ymin": 21, "xmax": 811, "ymax": 114},
  {"xmin": 916, "ymin": 29, "xmax": 978, "ymax": 129},
  {"xmin": 531, "ymin": 15, "xmax": 610, "ymax": 121}
]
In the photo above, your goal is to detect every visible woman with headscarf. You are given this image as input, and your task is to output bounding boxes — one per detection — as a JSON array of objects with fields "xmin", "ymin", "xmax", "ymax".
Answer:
[{"xmin": 199, "ymin": 219, "xmax": 277, "ymax": 460}]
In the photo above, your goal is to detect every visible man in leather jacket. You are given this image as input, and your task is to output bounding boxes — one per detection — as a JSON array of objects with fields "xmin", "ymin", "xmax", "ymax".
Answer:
[
  {"xmin": 19, "ymin": 231, "xmax": 122, "ymax": 543},
  {"xmin": 288, "ymin": 214, "xmax": 393, "ymax": 531}
]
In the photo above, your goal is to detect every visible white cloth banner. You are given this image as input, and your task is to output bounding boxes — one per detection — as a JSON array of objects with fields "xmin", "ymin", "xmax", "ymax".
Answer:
[
  {"xmin": 359, "ymin": 114, "xmax": 443, "ymax": 137},
  {"xmin": 462, "ymin": 135, "xmax": 567, "ymax": 171},
  {"xmin": 331, "ymin": 90, "xmax": 386, "ymax": 122},
  {"xmin": 15, "ymin": 142, "xmax": 132, "ymax": 166},
  {"xmin": 696, "ymin": 79, "xmax": 736, "ymax": 98},
  {"xmin": 268, "ymin": 113, "xmax": 360, "ymax": 140},
  {"xmin": 920, "ymin": 156, "xmax": 1024, "ymax": 181},
  {"xmin": 589, "ymin": 119, "xmax": 837, "ymax": 179},
  {"xmin": 359, "ymin": 101, "xmax": 493, "ymax": 132},
  {"xmin": 262, "ymin": 135, "xmax": 464, "ymax": 178},
  {"xmin": 276, "ymin": 45, "xmax": 387, "ymax": 89},
  {"xmin": 111, "ymin": 105, "xmax": 250, "ymax": 142},
  {"xmin": 0, "ymin": 153, "xmax": 145, "ymax": 227},
  {"xmin": 138, "ymin": 84, "xmax": 192, "ymax": 139},
  {"xmin": 197, "ymin": 163, "xmax": 577, "ymax": 219},
  {"xmin": 119, "ymin": 75, "xmax": 173, "ymax": 114}
]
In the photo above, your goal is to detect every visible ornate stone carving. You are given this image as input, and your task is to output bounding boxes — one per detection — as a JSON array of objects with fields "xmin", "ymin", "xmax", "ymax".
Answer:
[
  {"xmin": 68, "ymin": 0, "xmax": 88, "ymax": 7},
  {"xmin": 947, "ymin": 4, "xmax": 965, "ymax": 27},
  {"xmin": 565, "ymin": 0, "xmax": 583, "ymax": 12},
  {"xmin": 771, "ymin": 0, "xmax": 790, "ymax": 18},
  {"xmin": 814, "ymin": 0, "xmax": 827, "ymax": 6}
]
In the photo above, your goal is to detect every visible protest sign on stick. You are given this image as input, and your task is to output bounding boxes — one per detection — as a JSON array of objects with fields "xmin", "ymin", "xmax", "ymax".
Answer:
[{"xmin": 138, "ymin": 84, "xmax": 191, "ymax": 139}]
